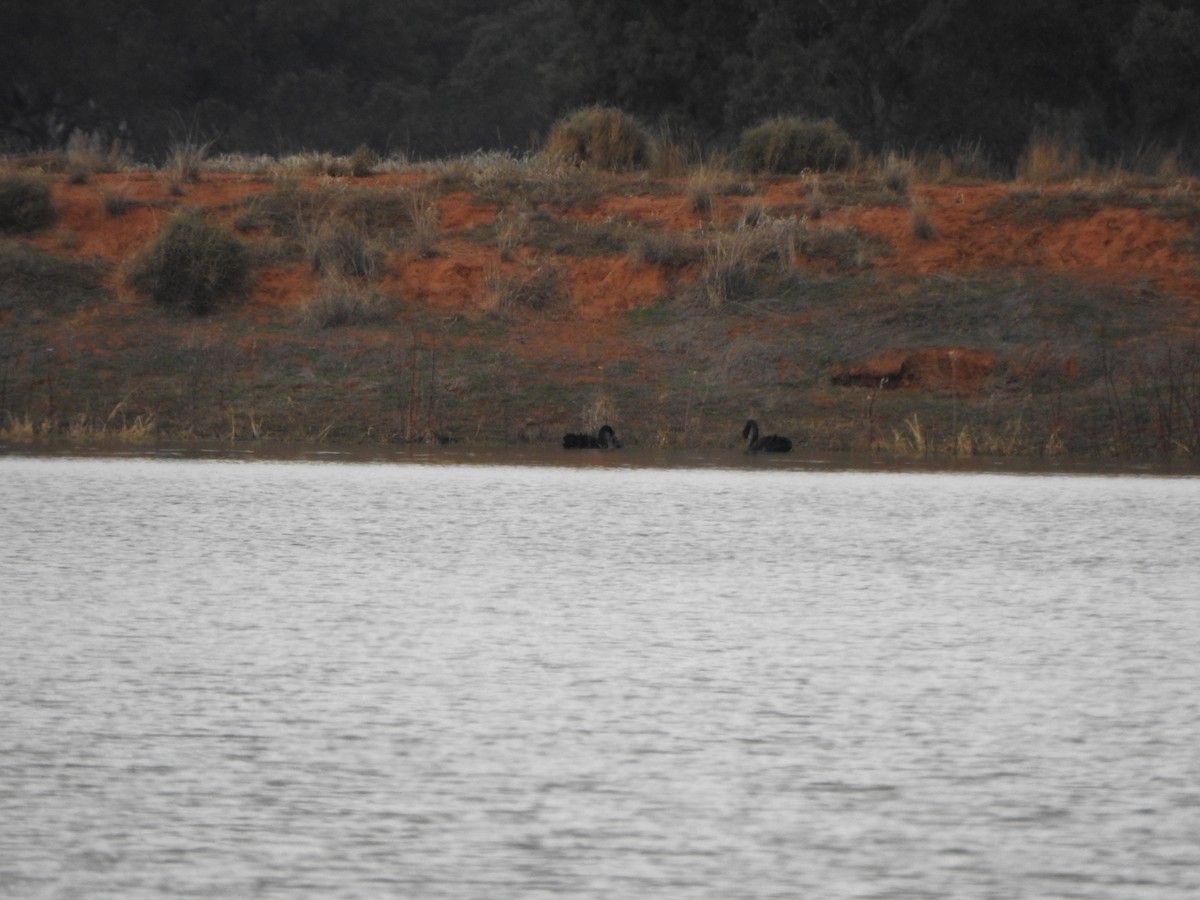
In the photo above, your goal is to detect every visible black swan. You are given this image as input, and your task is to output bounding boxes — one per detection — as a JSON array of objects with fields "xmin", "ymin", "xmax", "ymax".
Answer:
[
  {"xmin": 563, "ymin": 424, "xmax": 621, "ymax": 449},
  {"xmin": 743, "ymin": 419, "xmax": 792, "ymax": 453}
]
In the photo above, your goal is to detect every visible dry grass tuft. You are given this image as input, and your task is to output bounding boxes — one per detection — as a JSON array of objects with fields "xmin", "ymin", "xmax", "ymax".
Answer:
[
  {"xmin": 434, "ymin": 151, "xmax": 610, "ymax": 210},
  {"xmin": 302, "ymin": 278, "xmax": 398, "ymax": 328},
  {"xmin": 881, "ymin": 152, "xmax": 915, "ymax": 194},
  {"xmin": 911, "ymin": 198, "xmax": 938, "ymax": 241},
  {"xmin": 889, "ymin": 413, "xmax": 928, "ymax": 456},
  {"xmin": 0, "ymin": 414, "xmax": 41, "ymax": 441},
  {"xmin": 96, "ymin": 402, "xmax": 158, "ymax": 443},
  {"xmin": 349, "ymin": 145, "xmax": 379, "ymax": 177},
  {"xmin": 804, "ymin": 177, "xmax": 826, "ymax": 219},
  {"xmin": 0, "ymin": 404, "xmax": 160, "ymax": 444},
  {"xmin": 685, "ymin": 166, "xmax": 755, "ymax": 215},
  {"xmin": 687, "ymin": 172, "xmax": 714, "ymax": 215},
  {"xmin": 694, "ymin": 219, "xmax": 800, "ymax": 310},
  {"xmin": 651, "ymin": 132, "xmax": 691, "ymax": 178},
  {"xmin": 635, "ymin": 230, "xmax": 704, "ymax": 268},
  {"xmin": 485, "ymin": 265, "xmax": 569, "ymax": 316},
  {"xmin": 309, "ymin": 221, "xmax": 382, "ymax": 278},
  {"xmin": 493, "ymin": 208, "xmax": 532, "ymax": 261},
  {"xmin": 166, "ymin": 133, "xmax": 215, "ymax": 185},
  {"xmin": 1018, "ymin": 133, "xmax": 1084, "ymax": 184},
  {"xmin": 64, "ymin": 130, "xmax": 130, "ymax": 183},
  {"xmin": 404, "ymin": 191, "xmax": 441, "ymax": 256}
]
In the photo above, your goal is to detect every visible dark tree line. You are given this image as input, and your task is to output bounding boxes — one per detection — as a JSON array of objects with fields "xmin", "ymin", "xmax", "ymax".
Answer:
[{"xmin": 3, "ymin": 0, "xmax": 1198, "ymax": 168}]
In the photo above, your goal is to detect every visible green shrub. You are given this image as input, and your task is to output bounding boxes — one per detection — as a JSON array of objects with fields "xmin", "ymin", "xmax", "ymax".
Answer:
[
  {"xmin": 543, "ymin": 106, "xmax": 652, "ymax": 172},
  {"xmin": 0, "ymin": 175, "xmax": 58, "ymax": 234},
  {"xmin": 736, "ymin": 117, "xmax": 856, "ymax": 174},
  {"xmin": 128, "ymin": 211, "xmax": 252, "ymax": 315}
]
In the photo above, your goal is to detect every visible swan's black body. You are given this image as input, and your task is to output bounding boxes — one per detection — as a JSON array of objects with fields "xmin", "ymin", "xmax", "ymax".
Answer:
[
  {"xmin": 743, "ymin": 419, "xmax": 792, "ymax": 453},
  {"xmin": 563, "ymin": 424, "xmax": 621, "ymax": 449}
]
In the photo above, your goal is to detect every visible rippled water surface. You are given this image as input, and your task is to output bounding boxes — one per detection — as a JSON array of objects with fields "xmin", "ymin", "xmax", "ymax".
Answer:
[{"xmin": 2, "ymin": 454, "xmax": 1199, "ymax": 899}]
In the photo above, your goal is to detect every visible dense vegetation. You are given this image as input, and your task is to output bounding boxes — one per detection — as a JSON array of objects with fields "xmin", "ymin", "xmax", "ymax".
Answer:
[{"xmin": 4, "ymin": 1, "xmax": 1199, "ymax": 170}]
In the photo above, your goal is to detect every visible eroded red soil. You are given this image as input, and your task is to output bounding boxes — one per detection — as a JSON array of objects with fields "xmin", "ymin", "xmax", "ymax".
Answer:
[{"xmin": 25, "ymin": 168, "xmax": 1200, "ymax": 407}]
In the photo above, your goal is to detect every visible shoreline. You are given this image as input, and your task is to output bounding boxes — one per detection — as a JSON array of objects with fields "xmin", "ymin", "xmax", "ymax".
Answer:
[
  {"xmin": 4, "ymin": 162, "xmax": 1199, "ymax": 462},
  {"xmin": 4, "ymin": 439, "xmax": 1196, "ymax": 479}
]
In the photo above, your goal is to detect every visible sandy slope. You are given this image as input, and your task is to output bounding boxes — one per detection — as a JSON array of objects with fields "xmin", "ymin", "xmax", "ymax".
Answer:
[{"xmin": 32, "ymin": 168, "xmax": 1199, "ymax": 318}]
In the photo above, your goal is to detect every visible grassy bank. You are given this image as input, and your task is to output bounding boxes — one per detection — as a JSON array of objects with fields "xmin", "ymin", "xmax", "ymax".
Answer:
[{"xmin": 2, "ymin": 147, "xmax": 1199, "ymax": 461}]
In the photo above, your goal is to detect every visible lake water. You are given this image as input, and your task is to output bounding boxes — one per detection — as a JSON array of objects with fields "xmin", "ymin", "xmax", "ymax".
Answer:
[{"xmin": 2, "ymin": 452, "xmax": 1199, "ymax": 899}]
